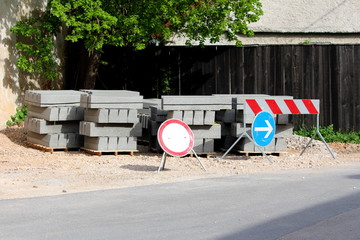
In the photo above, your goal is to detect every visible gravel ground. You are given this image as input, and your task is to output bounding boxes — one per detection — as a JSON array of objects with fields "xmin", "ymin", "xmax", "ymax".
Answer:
[{"xmin": 0, "ymin": 126, "xmax": 359, "ymax": 200}]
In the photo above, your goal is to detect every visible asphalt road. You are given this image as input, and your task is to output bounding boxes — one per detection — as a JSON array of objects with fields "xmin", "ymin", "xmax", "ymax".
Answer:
[{"xmin": 1, "ymin": 163, "xmax": 360, "ymax": 240}]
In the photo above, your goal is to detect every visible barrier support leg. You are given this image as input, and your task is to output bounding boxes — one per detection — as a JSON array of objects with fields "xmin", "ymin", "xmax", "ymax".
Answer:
[
  {"xmin": 191, "ymin": 149, "xmax": 207, "ymax": 171},
  {"xmin": 219, "ymin": 131, "xmax": 272, "ymax": 163},
  {"xmin": 157, "ymin": 152, "xmax": 167, "ymax": 172},
  {"xmin": 300, "ymin": 114, "xmax": 336, "ymax": 159}
]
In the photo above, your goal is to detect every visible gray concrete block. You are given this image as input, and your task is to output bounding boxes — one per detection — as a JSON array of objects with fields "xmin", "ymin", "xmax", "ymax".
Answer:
[
  {"xmin": 275, "ymin": 137, "xmax": 287, "ymax": 152},
  {"xmin": 215, "ymin": 110, "xmax": 235, "ymax": 123},
  {"xmin": 108, "ymin": 109, "xmax": 133, "ymax": 123},
  {"xmin": 25, "ymin": 90, "xmax": 82, "ymax": 107},
  {"xmin": 235, "ymin": 111, "xmax": 256, "ymax": 124},
  {"xmin": 193, "ymin": 138, "xmax": 204, "ymax": 153},
  {"xmin": 183, "ymin": 111, "xmax": 194, "ymax": 125},
  {"xmin": 263, "ymin": 139, "xmax": 276, "ymax": 152},
  {"xmin": 80, "ymin": 94, "xmax": 143, "ymax": 109},
  {"xmin": 79, "ymin": 121, "xmax": 142, "ymax": 137},
  {"xmin": 203, "ymin": 138, "xmax": 215, "ymax": 152},
  {"xmin": 236, "ymin": 110, "xmax": 276, "ymax": 124},
  {"xmin": 84, "ymin": 136, "xmax": 108, "ymax": 151},
  {"xmin": 167, "ymin": 110, "xmax": 183, "ymax": 121},
  {"xmin": 220, "ymin": 123, "xmax": 231, "ymax": 136},
  {"xmin": 143, "ymin": 98, "xmax": 161, "ymax": 108},
  {"xmin": 166, "ymin": 110, "xmax": 214, "ymax": 125},
  {"xmin": 140, "ymin": 98, "xmax": 162, "ymax": 114},
  {"xmin": 219, "ymin": 136, "xmax": 255, "ymax": 151},
  {"xmin": 162, "ymin": 95, "xmax": 232, "ymax": 110},
  {"xmin": 275, "ymin": 124, "xmax": 293, "ymax": 137},
  {"xmin": 217, "ymin": 136, "xmax": 235, "ymax": 150},
  {"xmin": 25, "ymin": 117, "xmax": 79, "ymax": 134},
  {"xmin": 276, "ymin": 115, "xmax": 290, "ymax": 125},
  {"xmin": 213, "ymin": 94, "xmax": 270, "ymax": 110},
  {"xmin": 84, "ymin": 136, "xmax": 137, "ymax": 151},
  {"xmin": 84, "ymin": 109, "xmax": 109, "ymax": 123},
  {"xmin": 108, "ymin": 137, "xmax": 118, "ymax": 150},
  {"xmin": 230, "ymin": 123, "xmax": 251, "ymax": 137},
  {"xmin": 149, "ymin": 120, "xmax": 161, "ymax": 136},
  {"xmin": 193, "ymin": 111, "xmax": 204, "ymax": 125},
  {"xmin": 203, "ymin": 111, "xmax": 215, "ymax": 125},
  {"xmin": 80, "ymin": 90, "xmax": 140, "ymax": 96},
  {"xmin": 150, "ymin": 107, "xmax": 168, "ymax": 122},
  {"xmin": 190, "ymin": 124, "xmax": 221, "ymax": 139},
  {"xmin": 27, "ymin": 131, "xmax": 83, "ymax": 148},
  {"xmin": 28, "ymin": 106, "xmax": 84, "ymax": 121},
  {"xmin": 239, "ymin": 138, "xmax": 256, "ymax": 151},
  {"xmin": 106, "ymin": 109, "xmax": 139, "ymax": 123},
  {"xmin": 139, "ymin": 115, "xmax": 150, "ymax": 129}
]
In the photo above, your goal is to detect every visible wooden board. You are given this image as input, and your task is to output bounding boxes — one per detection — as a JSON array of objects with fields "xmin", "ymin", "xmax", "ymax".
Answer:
[
  {"xmin": 80, "ymin": 147, "xmax": 138, "ymax": 156},
  {"xmin": 27, "ymin": 142, "xmax": 79, "ymax": 154}
]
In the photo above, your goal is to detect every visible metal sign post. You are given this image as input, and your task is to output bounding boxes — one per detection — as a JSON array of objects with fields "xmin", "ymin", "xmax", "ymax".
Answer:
[{"xmin": 157, "ymin": 119, "xmax": 206, "ymax": 172}]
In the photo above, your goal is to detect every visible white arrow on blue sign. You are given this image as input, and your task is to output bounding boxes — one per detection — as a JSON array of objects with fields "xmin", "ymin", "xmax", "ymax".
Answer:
[{"xmin": 251, "ymin": 111, "xmax": 276, "ymax": 147}]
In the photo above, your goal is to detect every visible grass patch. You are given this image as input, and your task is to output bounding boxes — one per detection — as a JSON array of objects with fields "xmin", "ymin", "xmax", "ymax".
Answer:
[{"xmin": 294, "ymin": 125, "xmax": 360, "ymax": 144}]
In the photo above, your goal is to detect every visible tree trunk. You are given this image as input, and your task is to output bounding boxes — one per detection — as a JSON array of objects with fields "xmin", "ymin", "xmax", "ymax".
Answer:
[
  {"xmin": 64, "ymin": 41, "xmax": 102, "ymax": 90},
  {"xmin": 82, "ymin": 50, "xmax": 102, "ymax": 89}
]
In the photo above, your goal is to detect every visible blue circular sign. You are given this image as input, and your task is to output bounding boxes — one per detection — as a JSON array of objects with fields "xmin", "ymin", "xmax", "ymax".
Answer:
[{"xmin": 251, "ymin": 111, "xmax": 276, "ymax": 147}]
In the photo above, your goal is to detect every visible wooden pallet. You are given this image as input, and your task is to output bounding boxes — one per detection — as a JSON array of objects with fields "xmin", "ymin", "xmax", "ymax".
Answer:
[
  {"xmin": 187, "ymin": 152, "xmax": 217, "ymax": 159},
  {"xmin": 232, "ymin": 150, "xmax": 286, "ymax": 157},
  {"xmin": 80, "ymin": 147, "xmax": 138, "ymax": 156},
  {"xmin": 149, "ymin": 147, "xmax": 216, "ymax": 159},
  {"xmin": 27, "ymin": 142, "xmax": 80, "ymax": 153},
  {"xmin": 219, "ymin": 148, "xmax": 286, "ymax": 157}
]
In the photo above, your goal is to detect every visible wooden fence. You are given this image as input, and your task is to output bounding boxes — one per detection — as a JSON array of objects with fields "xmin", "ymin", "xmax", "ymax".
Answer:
[{"xmin": 98, "ymin": 45, "xmax": 360, "ymax": 131}]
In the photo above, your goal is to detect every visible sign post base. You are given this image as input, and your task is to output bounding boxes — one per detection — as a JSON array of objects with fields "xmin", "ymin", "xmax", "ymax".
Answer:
[
  {"xmin": 219, "ymin": 131, "xmax": 272, "ymax": 163},
  {"xmin": 157, "ymin": 150, "xmax": 207, "ymax": 172}
]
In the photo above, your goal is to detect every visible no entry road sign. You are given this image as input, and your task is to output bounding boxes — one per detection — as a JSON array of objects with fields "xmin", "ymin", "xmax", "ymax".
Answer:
[
  {"xmin": 157, "ymin": 119, "xmax": 194, "ymax": 157},
  {"xmin": 251, "ymin": 111, "xmax": 276, "ymax": 147}
]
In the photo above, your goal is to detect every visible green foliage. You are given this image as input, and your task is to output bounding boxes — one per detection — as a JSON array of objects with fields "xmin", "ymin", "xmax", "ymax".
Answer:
[
  {"xmin": 11, "ymin": 10, "xmax": 61, "ymax": 81},
  {"xmin": 294, "ymin": 125, "xmax": 360, "ymax": 144},
  {"xmin": 49, "ymin": 0, "xmax": 263, "ymax": 51},
  {"xmin": 11, "ymin": 0, "xmax": 263, "ymax": 87},
  {"xmin": 299, "ymin": 40, "xmax": 310, "ymax": 45},
  {"xmin": 153, "ymin": 67, "xmax": 172, "ymax": 97},
  {"xmin": 6, "ymin": 106, "xmax": 28, "ymax": 127}
]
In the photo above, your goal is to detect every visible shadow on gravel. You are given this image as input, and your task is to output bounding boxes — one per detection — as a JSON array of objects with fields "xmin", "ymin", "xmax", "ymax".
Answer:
[
  {"xmin": 120, "ymin": 164, "xmax": 159, "ymax": 172},
  {"xmin": 0, "ymin": 126, "xmax": 27, "ymax": 147}
]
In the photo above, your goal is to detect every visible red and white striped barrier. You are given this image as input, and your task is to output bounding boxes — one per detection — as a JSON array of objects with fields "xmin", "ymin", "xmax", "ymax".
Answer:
[{"xmin": 245, "ymin": 99, "xmax": 320, "ymax": 115}]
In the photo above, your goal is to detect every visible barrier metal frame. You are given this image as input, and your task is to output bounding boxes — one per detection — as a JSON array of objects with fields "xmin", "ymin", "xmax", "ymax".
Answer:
[{"xmin": 220, "ymin": 99, "xmax": 336, "ymax": 161}]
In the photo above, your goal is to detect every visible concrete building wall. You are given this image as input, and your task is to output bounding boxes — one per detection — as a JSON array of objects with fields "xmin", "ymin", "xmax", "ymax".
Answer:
[
  {"xmin": 250, "ymin": 0, "xmax": 360, "ymax": 33},
  {"xmin": 171, "ymin": 0, "xmax": 360, "ymax": 46},
  {"xmin": 0, "ymin": 0, "xmax": 65, "ymax": 127}
]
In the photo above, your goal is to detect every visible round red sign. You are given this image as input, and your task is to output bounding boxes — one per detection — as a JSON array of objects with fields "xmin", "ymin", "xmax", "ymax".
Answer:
[{"xmin": 157, "ymin": 119, "xmax": 194, "ymax": 157}]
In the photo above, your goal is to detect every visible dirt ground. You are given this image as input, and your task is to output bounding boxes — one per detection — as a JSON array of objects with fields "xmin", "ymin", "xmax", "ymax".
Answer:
[{"xmin": 1, "ymin": 126, "xmax": 360, "ymax": 200}]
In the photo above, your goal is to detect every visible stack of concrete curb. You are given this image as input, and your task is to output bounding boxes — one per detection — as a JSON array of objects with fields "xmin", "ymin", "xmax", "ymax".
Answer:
[
  {"xmin": 24, "ymin": 90, "xmax": 294, "ymax": 155},
  {"xmin": 138, "ymin": 99, "xmax": 161, "ymax": 144},
  {"xmin": 24, "ymin": 90, "xmax": 84, "ymax": 148},
  {"xmin": 148, "ymin": 106, "xmax": 168, "ymax": 151},
  {"xmin": 148, "ymin": 96, "xmax": 228, "ymax": 154},
  {"xmin": 215, "ymin": 94, "xmax": 294, "ymax": 153},
  {"xmin": 79, "ymin": 90, "xmax": 143, "ymax": 152}
]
